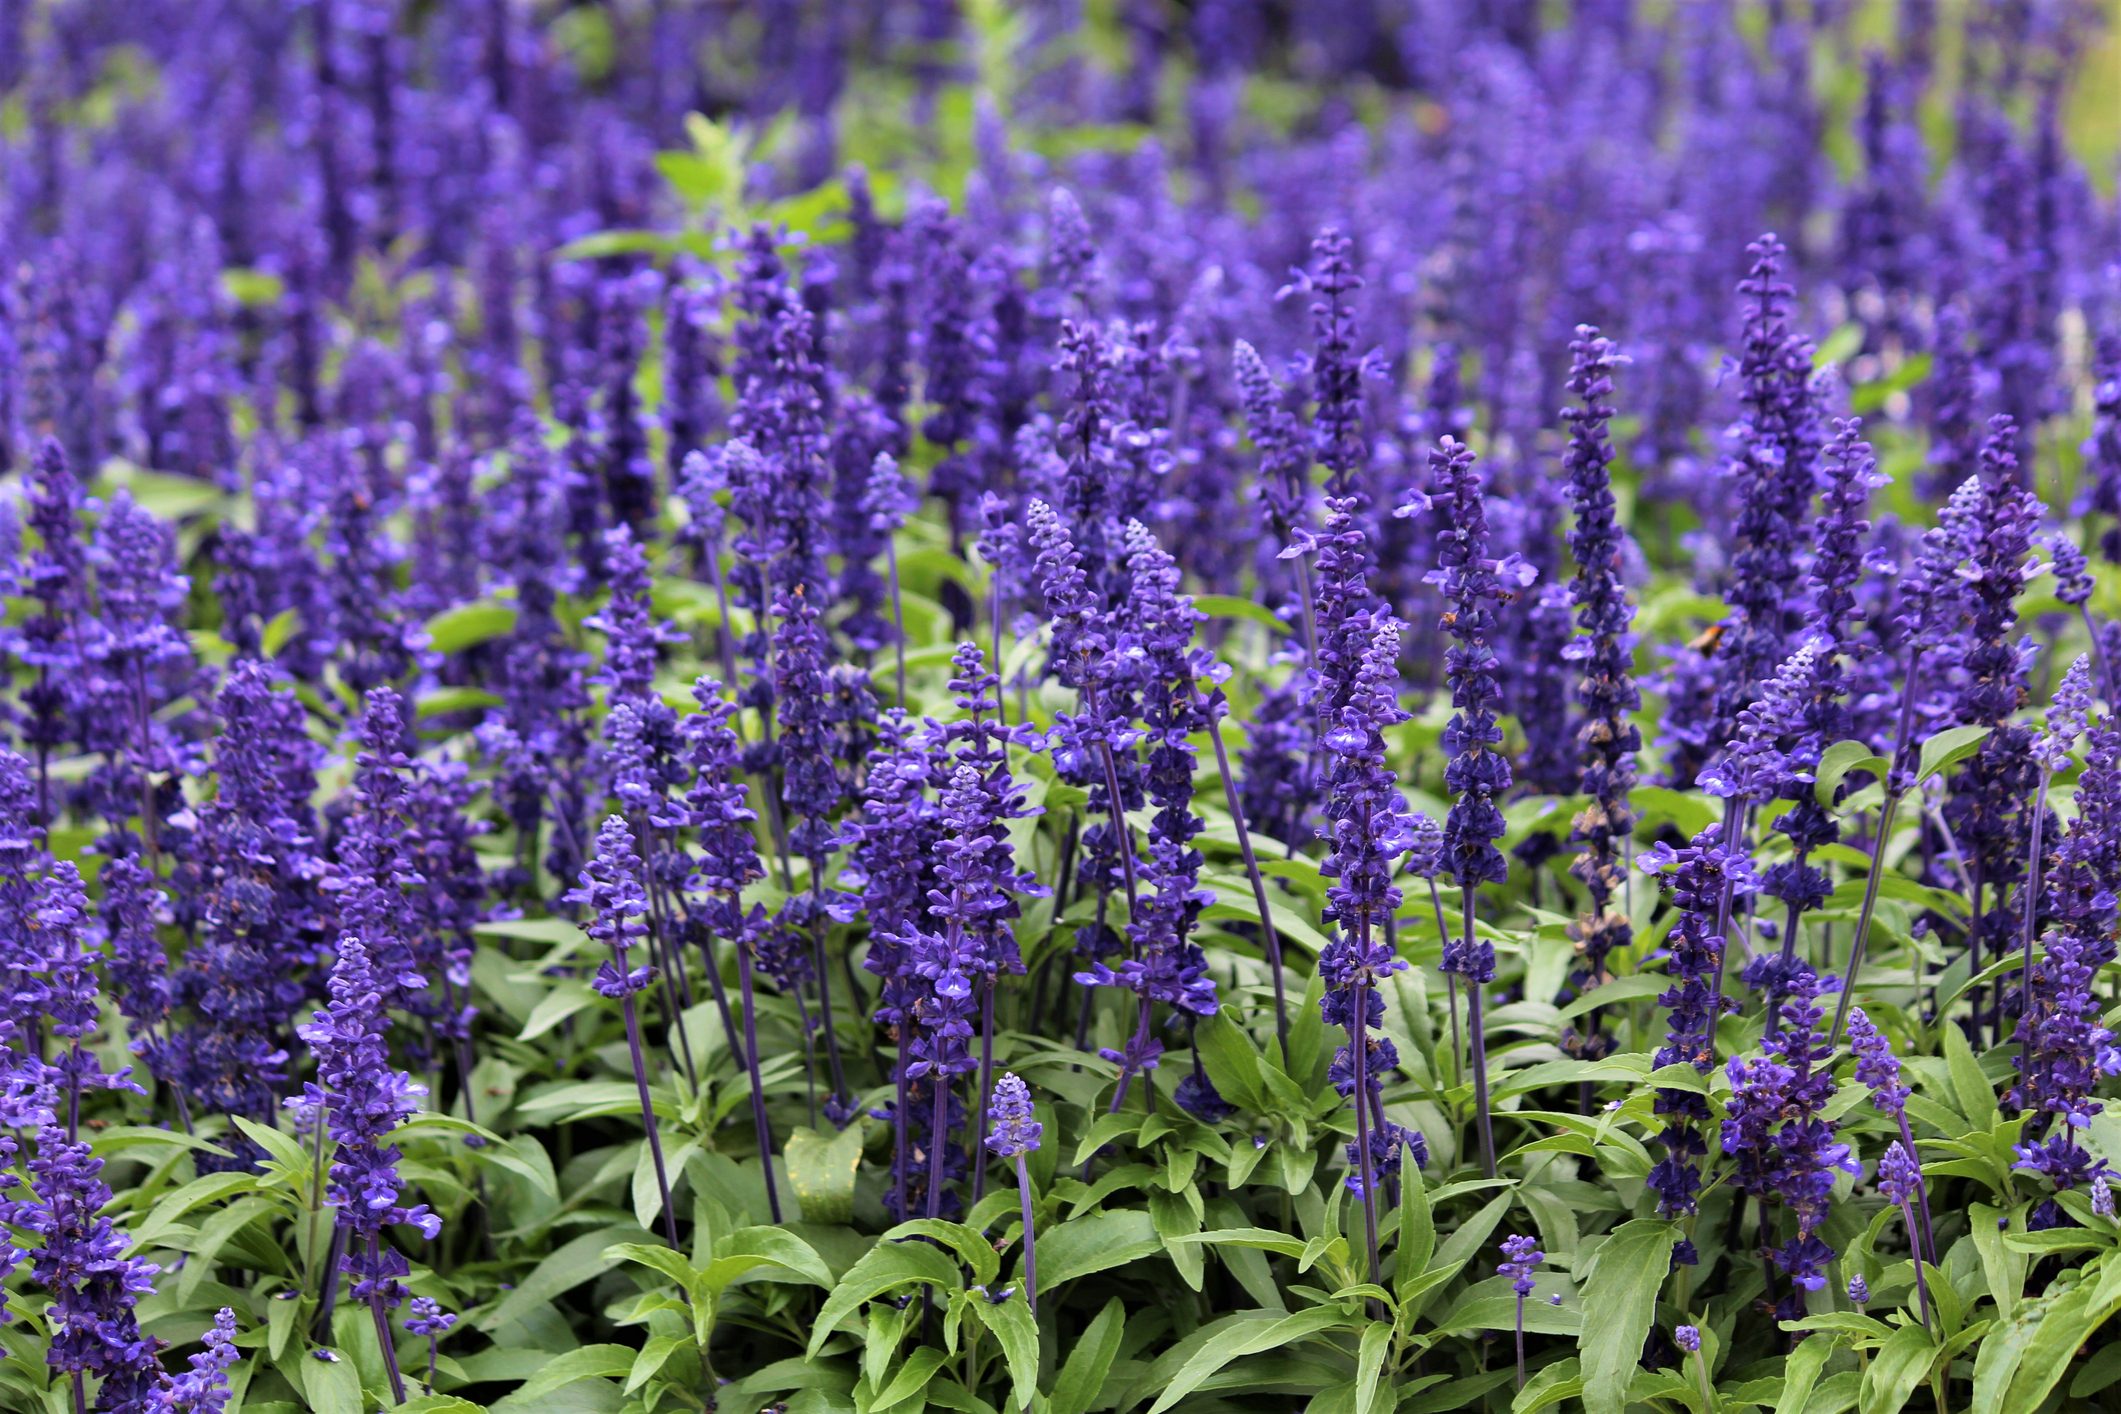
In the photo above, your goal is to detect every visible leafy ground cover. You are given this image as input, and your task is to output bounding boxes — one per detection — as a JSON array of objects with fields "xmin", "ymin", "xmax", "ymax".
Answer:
[{"xmin": 2, "ymin": 2, "xmax": 2121, "ymax": 1412}]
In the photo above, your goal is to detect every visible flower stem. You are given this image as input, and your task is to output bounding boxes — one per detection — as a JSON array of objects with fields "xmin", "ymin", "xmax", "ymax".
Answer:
[
  {"xmin": 735, "ymin": 927, "xmax": 782, "ymax": 1221},
  {"xmin": 1463, "ymin": 892, "xmax": 1496, "ymax": 1179},
  {"xmin": 2017, "ymin": 770, "xmax": 2052, "ymax": 1018},
  {"xmin": 885, "ymin": 537, "xmax": 908, "ymax": 704},
  {"xmin": 1209, "ymin": 715, "xmax": 1288, "ymax": 1061},
  {"xmin": 621, "ymin": 992, "xmax": 681, "ymax": 1247},
  {"xmin": 1016, "ymin": 1152, "xmax": 1039, "ymax": 1314},
  {"xmin": 367, "ymin": 1234, "xmax": 409, "ymax": 1405},
  {"xmin": 1349, "ymin": 967, "xmax": 1383, "ymax": 1307}
]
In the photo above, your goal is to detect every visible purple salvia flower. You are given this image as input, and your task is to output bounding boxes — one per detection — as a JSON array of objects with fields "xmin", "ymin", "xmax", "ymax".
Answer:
[
  {"xmin": 1318, "ymin": 620, "xmax": 1424, "ymax": 1293},
  {"xmin": 864, "ymin": 452, "xmax": 917, "ymax": 700},
  {"xmin": 681, "ymin": 679, "xmax": 781, "ymax": 1221},
  {"xmin": 1561, "ymin": 326, "xmax": 1640, "ymax": 993},
  {"xmin": 36, "ymin": 862, "xmax": 145, "ymax": 1142},
  {"xmin": 165, "ymin": 663, "xmax": 321, "ymax": 1141},
  {"xmin": 1946, "ymin": 416, "xmax": 2045, "ymax": 1044},
  {"xmin": 1722, "ymin": 965, "xmax": 1858, "ymax": 1318},
  {"xmin": 160, "ymin": 1307, "xmax": 239, "ymax": 1413},
  {"xmin": 99, "ymin": 856, "xmax": 182, "ymax": 1121},
  {"xmin": 1430, "ymin": 436, "xmax": 1522, "ymax": 1178},
  {"xmin": 14, "ymin": 439, "xmax": 88, "ymax": 821},
  {"xmin": 1234, "ymin": 338, "xmax": 1311, "ymax": 546},
  {"xmin": 568, "ymin": 817, "xmax": 682, "ymax": 1248},
  {"xmin": 405, "ymin": 1295, "xmax": 455, "ymax": 1395},
  {"xmin": 1845, "ymin": 1005, "xmax": 1936, "ymax": 1324},
  {"xmin": 1499, "ymin": 1233, "xmax": 1544, "ymax": 1390},
  {"xmin": 1081, "ymin": 528, "xmax": 1219, "ymax": 1107},
  {"xmin": 987, "ymin": 1072, "xmax": 1041, "ymax": 1313},
  {"xmin": 1674, "ymin": 1325, "xmax": 1701, "ymax": 1354},
  {"xmin": 23, "ymin": 1112, "xmax": 166, "ymax": 1407},
  {"xmin": 772, "ymin": 581, "xmax": 855, "ymax": 1115},
  {"xmin": 1303, "ymin": 227, "xmax": 1370, "ymax": 504},
  {"xmin": 1681, "ymin": 235, "xmax": 1822, "ymax": 786},
  {"xmin": 2011, "ymin": 710, "xmax": 2121, "ymax": 1191},
  {"xmin": 293, "ymin": 929, "xmax": 437, "ymax": 1404},
  {"xmin": 1639, "ymin": 826, "xmax": 1753, "ymax": 1235},
  {"xmin": 586, "ymin": 525, "xmax": 682, "ymax": 706}
]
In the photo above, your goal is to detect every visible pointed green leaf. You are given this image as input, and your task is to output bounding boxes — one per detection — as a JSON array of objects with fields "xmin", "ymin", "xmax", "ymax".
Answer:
[{"xmin": 1576, "ymin": 1219, "xmax": 1677, "ymax": 1414}]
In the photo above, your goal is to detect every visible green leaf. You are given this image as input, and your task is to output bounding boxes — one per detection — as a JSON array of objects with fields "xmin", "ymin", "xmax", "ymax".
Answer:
[
  {"xmin": 626, "ymin": 1334, "xmax": 687, "ymax": 1395},
  {"xmin": 1861, "ymin": 1322, "xmax": 1939, "ymax": 1414},
  {"xmin": 1942, "ymin": 1022, "xmax": 1999, "ymax": 1132},
  {"xmin": 1146, "ymin": 1307, "xmax": 1349, "ymax": 1414},
  {"xmin": 1039, "ymin": 1210, "xmax": 1161, "ymax": 1292},
  {"xmin": 874, "ymin": 1347, "xmax": 946, "ymax": 1411},
  {"xmin": 514, "ymin": 1344, "xmax": 639, "ymax": 1400},
  {"xmin": 970, "ymin": 1297, "xmax": 1040, "ymax": 1411},
  {"xmin": 1354, "ymin": 1322, "xmax": 1390, "ymax": 1414},
  {"xmin": 1511, "ymin": 1358, "xmax": 1583, "ymax": 1414},
  {"xmin": 1194, "ymin": 594, "xmax": 1291, "ymax": 634},
  {"xmin": 1193, "ymin": 1012, "xmax": 1268, "ymax": 1113},
  {"xmin": 425, "ymin": 600, "xmax": 518, "ymax": 655},
  {"xmin": 786, "ymin": 1123, "xmax": 865, "ymax": 1224},
  {"xmin": 1815, "ymin": 739, "xmax": 1890, "ymax": 806},
  {"xmin": 709, "ymin": 1226, "xmax": 835, "ymax": 1292},
  {"xmin": 1774, "ymin": 1335, "xmax": 1834, "ymax": 1414},
  {"xmin": 518, "ymin": 979, "xmax": 601, "ymax": 1041},
  {"xmin": 299, "ymin": 1349, "xmax": 367, "ymax": 1414},
  {"xmin": 478, "ymin": 1226, "xmax": 649, "ymax": 1333},
  {"xmin": 2001, "ymin": 1260, "xmax": 2121, "ymax": 1412},
  {"xmin": 1916, "ymin": 725, "xmax": 1992, "ymax": 784},
  {"xmin": 808, "ymin": 1241, "xmax": 966, "ymax": 1356},
  {"xmin": 1047, "ymin": 1296, "xmax": 1123, "ymax": 1414},
  {"xmin": 1575, "ymin": 1219, "xmax": 1677, "ymax": 1414}
]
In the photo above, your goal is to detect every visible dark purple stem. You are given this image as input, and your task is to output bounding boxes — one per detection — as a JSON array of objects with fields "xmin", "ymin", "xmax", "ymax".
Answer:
[
  {"xmin": 1464, "ymin": 891, "xmax": 1496, "ymax": 1179},
  {"xmin": 973, "ymin": 981, "xmax": 997, "ymax": 1203},
  {"xmin": 1209, "ymin": 715, "xmax": 1287, "ymax": 1060},
  {"xmin": 1016, "ymin": 1152, "xmax": 1038, "ymax": 1314},
  {"xmin": 367, "ymin": 1234, "xmax": 409, "ymax": 1405},
  {"xmin": 736, "ymin": 928, "xmax": 782, "ymax": 1220},
  {"xmin": 621, "ymin": 991, "xmax": 682, "ymax": 1248}
]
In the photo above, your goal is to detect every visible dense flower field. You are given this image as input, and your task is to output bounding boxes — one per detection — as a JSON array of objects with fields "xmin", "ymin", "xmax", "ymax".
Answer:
[{"xmin": 3, "ymin": 1, "xmax": 2121, "ymax": 1411}]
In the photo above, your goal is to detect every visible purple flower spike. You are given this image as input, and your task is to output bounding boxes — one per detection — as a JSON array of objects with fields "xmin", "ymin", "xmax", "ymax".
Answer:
[{"xmin": 1499, "ymin": 1233, "xmax": 1544, "ymax": 1390}]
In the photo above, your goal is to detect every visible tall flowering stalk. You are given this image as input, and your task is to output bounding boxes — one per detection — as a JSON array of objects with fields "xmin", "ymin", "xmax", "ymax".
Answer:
[
  {"xmin": 1498, "ymin": 1234, "xmax": 1544, "ymax": 1390},
  {"xmin": 905, "ymin": 763, "xmax": 1005, "ymax": 1218},
  {"xmin": 22, "ymin": 1110, "xmax": 168, "ymax": 1412},
  {"xmin": 1945, "ymin": 417, "xmax": 2044, "ymax": 1043},
  {"xmin": 164, "ymin": 1308, "xmax": 240, "ymax": 1412},
  {"xmin": 294, "ymin": 932, "xmax": 441, "ymax": 1406},
  {"xmin": 1560, "ymin": 326, "xmax": 1639, "ymax": 1038},
  {"xmin": 569, "ymin": 817, "xmax": 681, "ymax": 1248},
  {"xmin": 2010, "ymin": 709, "xmax": 2121, "ymax": 1195},
  {"xmin": 1722, "ymin": 967, "xmax": 1858, "ymax": 1318},
  {"xmin": 1080, "ymin": 527, "xmax": 1219, "ymax": 1114},
  {"xmin": 773, "ymin": 582, "xmax": 856, "ymax": 1115},
  {"xmin": 1846, "ymin": 1008, "xmax": 1934, "ymax": 1327},
  {"xmin": 1701, "ymin": 639, "xmax": 1830, "ymax": 1032},
  {"xmin": 1429, "ymin": 436, "xmax": 1523, "ymax": 1179},
  {"xmin": 863, "ymin": 452, "xmax": 917, "ymax": 701},
  {"xmin": 1028, "ymin": 499, "xmax": 1143, "ymax": 1047},
  {"xmin": 987, "ymin": 1073, "xmax": 1042, "ymax": 1313},
  {"xmin": 2018, "ymin": 656, "xmax": 2093, "ymax": 1011},
  {"xmin": 929, "ymin": 644, "xmax": 1041, "ymax": 1187},
  {"xmin": 1640, "ymin": 826, "xmax": 1751, "ymax": 1257},
  {"xmin": 1319, "ymin": 620, "xmax": 1422, "ymax": 1294},
  {"xmin": 1830, "ymin": 479, "xmax": 1977, "ymax": 1041},
  {"xmin": 844, "ymin": 709, "xmax": 938, "ymax": 1219},
  {"xmin": 681, "ymin": 680, "xmax": 782, "ymax": 1220}
]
